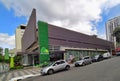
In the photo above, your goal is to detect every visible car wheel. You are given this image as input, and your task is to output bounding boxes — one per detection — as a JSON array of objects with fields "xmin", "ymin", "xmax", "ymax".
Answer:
[
  {"xmin": 65, "ymin": 65, "xmax": 70, "ymax": 70},
  {"xmin": 48, "ymin": 69, "xmax": 54, "ymax": 75},
  {"xmin": 82, "ymin": 62, "xmax": 85, "ymax": 66},
  {"xmin": 75, "ymin": 63, "xmax": 79, "ymax": 67},
  {"xmin": 90, "ymin": 61, "xmax": 92, "ymax": 64},
  {"xmin": 75, "ymin": 65, "xmax": 77, "ymax": 67},
  {"xmin": 40, "ymin": 72, "xmax": 43, "ymax": 75}
]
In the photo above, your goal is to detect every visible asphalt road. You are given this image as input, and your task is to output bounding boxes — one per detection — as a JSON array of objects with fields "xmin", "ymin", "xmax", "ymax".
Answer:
[{"xmin": 22, "ymin": 56, "xmax": 120, "ymax": 81}]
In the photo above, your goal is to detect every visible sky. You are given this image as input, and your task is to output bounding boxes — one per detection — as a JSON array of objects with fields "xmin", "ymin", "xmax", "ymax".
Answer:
[{"xmin": 0, "ymin": 0, "xmax": 120, "ymax": 49}]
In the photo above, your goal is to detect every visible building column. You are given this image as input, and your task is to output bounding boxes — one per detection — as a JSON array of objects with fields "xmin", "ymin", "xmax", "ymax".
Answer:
[
  {"xmin": 22, "ymin": 55, "xmax": 29, "ymax": 66},
  {"xmin": 32, "ymin": 55, "xmax": 35, "ymax": 66}
]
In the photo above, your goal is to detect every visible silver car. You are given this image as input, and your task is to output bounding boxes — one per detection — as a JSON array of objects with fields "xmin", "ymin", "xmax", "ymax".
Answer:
[
  {"xmin": 75, "ymin": 56, "xmax": 92, "ymax": 67},
  {"xmin": 40, "ymin": 60, "xmax": 70, "ymax": 75}
]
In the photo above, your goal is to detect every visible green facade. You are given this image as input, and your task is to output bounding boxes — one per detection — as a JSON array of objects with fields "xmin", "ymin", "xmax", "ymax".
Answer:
[{"xmin": 37, "ymin": 21, "xmax": 50, "ymax": 64}]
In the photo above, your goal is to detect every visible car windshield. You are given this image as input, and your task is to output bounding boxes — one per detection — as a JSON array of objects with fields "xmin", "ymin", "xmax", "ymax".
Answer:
[
  {"xmin": 83, "ymin": 56, "xmax": 89, "ymax": 59},
  {"xmin": 41, "ymin": 62, "xmax": 54, "ymax": 67},
  {"xmin": 47, "ymin": 62, "xmax": 54, "ymax": 66},
  {"xmin": 95, "ymin": 55, "xmax": 99, "ymax": 58},
  {"xmin": 82, "ymin": 57, "xmax": 85, "ymax": 60}
]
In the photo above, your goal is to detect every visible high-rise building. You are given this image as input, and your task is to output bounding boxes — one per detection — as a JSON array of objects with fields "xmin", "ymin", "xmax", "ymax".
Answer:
[
  {"xmin": 106, "ymin": 16, "xmax": 120, "ymax": 47},
  {"xmin": 15, "ymin": 25, "xmax": 26, "ymax": 52}
]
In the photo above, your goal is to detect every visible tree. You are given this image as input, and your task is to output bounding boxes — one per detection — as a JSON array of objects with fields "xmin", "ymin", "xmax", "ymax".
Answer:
[
  {"xmin": 0, "ymin": 47, "xmax": 3, "ymax": 55},
  {"xmin": 0, "ymin": 54, "xmax": 4, "ymax": 62},
  {"xmin": 112, "ymin": 26, "xmax": 120, "ymax": 47}
]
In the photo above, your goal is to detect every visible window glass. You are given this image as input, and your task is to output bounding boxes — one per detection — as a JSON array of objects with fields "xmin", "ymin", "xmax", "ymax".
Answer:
[
  {"xmin": 53, "ymin": 62, "xmax": 60, "ymax": 66},
  {"xmin": 84, "ymin": 57, "xmax": 89, "ymax": 59},
  {"xmin": 56, "ymin": 62, "xmax": 60, "ymax": 65},
  {"xmin": 60, "ymin": 61, "xmax": 65, "ymax": 64}
]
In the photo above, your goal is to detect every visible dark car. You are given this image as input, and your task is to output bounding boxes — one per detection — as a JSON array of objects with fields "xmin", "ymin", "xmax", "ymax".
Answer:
[
  {"xmin": 92, "ymin": 55, "xmax": 103, "ymax": 62},
  {"xmin": 116, "ymin": 52, "xmax": 120, "ymax": 56}
]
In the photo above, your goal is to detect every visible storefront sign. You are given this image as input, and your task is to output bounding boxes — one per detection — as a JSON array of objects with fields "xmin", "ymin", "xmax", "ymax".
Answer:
[{"xmin": 38, "ymin": 21, "xmax": 50, "ymax": 64}]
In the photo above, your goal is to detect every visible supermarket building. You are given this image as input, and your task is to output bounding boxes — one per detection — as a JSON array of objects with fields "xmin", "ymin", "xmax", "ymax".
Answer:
[{"xmin": 17, "ymin": 9, "xmax": 114, "ymax": 66}]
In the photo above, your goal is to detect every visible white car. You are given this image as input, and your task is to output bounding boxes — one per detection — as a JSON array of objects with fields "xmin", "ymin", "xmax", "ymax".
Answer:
[
  {"xmin": 40, "ymin": 60, "xmax": 70, "ymax": 75},
  {"xmin": 75, "ymin": 56, "xmax": 92, "ymax": 67},
  {"xmin": 103, "ymin": 52, "xmax": 111, "ymax": 59}
]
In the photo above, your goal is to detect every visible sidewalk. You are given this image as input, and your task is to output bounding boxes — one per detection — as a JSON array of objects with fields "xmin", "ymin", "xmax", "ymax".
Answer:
[
  {"xmin": 0, "ymin": 64, "xmax": 74, "ymax": 81},
  {"xmin": 0, "ymin": 67, "xmax": 40, "ymax": 81}
]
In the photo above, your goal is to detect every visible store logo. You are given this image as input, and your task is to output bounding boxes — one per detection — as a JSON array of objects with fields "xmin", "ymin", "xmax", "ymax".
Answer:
[{"xmin": 40, "ymin": 47, "xmax": 49, "ymax": 54}]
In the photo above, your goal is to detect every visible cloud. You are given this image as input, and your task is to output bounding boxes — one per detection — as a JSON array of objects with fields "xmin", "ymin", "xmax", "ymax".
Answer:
[
  {"xmin": 0, "ymin": 0, "xmax": 120, "ymax": 36},
  {"xmin": 0, "ymin": 33, "xmax": 15, "ymax": 49},
  {"xmin": 98, "ymin": 33, "xmax": 106, "ymax": 40}
]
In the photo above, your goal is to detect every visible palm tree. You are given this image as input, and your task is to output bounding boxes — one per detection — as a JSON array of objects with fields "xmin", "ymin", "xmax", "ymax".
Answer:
[{"xmin": 112, "ymin": 26, "xmax": 120, "ymax": 47}]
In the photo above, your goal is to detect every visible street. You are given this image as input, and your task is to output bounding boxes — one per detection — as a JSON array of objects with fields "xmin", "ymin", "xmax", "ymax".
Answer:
[{"xmin": 22, "ymin": 56, "xmax": 120, "ymax": 81}]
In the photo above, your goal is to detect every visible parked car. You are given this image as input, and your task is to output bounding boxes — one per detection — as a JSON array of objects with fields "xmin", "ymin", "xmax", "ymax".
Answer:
[
  {"xmin": 116, "ymin": 52, "xmax": 120, "ymax": 56},
  {"xmin": 92, "ymin": 54, "xmax": 104, "ymax": 62},
  {"xmin": 40, "ymin": 60, "xmax": 70, "ymax": 75},
  {"xmin": 75, "ymin": 56, "xmax": 92, "ymax": 67},
  {"xmin": 103, "ymin": 52, "xmax": 111, "ymax": 59}
]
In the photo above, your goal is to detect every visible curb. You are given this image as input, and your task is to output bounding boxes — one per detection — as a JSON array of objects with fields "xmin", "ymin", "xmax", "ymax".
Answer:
[{"xmin": 9, "ymin": 74, "xmax": 41, "ymax": 81}]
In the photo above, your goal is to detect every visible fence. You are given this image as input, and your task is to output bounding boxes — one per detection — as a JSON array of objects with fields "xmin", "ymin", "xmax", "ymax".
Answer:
[{"xmin": 0, "ymin": 63, "xmax": 9, "ymax": 73}]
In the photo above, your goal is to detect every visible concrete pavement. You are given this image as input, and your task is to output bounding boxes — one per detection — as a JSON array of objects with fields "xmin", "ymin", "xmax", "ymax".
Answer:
[
  {"xmin": 0, "ymin": 64, "xmax": 74, "ymax": 81},
  {"xmin": 0, "ymin": 67, "xmax": 40, "ymax": 81},
  {"xmin": 21, "ymin": 57, "xmax": 120, "ymax": 81}
]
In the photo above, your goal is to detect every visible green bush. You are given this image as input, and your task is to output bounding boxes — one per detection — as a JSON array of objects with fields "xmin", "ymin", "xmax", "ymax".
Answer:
[
  {"xmin": 0, "ymin": 55, "xmax": 10, "ymax": 63},
  {"xmin": 38, "ymin": 61, "xmax": 50, "ymax": 68},
  {"xmin": 14, "ymin": 55, "xmax": 23, "ymax": 63},
  {"xmin": 4, "ymin": 59, "xmax": 10, "ymax": 63},
  {"xmin": 0, "ymin": 55, "xmax": 4, "ymax": 62},
  {"xmin": 10, "ymin": 67, "xmax": 17, "ymax": 70},
  {"xmin": 10, "ymin": 66, "xmax": 24, "ymax": 70},
  {"xmin": 16, "ymin": 66, "xmax": 24, "ymax": 69}
]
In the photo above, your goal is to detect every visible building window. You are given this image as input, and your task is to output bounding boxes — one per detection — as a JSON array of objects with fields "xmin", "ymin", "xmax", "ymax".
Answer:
[{"xmin": 49, "ymin": 45, "xmax": 60, "ymax": 51}]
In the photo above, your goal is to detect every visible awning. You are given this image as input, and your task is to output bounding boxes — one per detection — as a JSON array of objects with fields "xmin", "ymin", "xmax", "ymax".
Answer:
[
  {"xmin": 50, "ymin": 51, "xmax": 65, "ymax": 54},
  {"xmin": 116, "ymin": 48, "xmax": 120, "ymax": 52},
  {"xmin": 17, "ymin": 52, "xmax": 39, "ymax": 55}
]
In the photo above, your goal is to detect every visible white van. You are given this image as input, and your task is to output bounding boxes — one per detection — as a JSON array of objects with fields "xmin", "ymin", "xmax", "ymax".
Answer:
[{"xmin": 103, "ymin": 52, "xmax": 111, "ymax": 59}]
